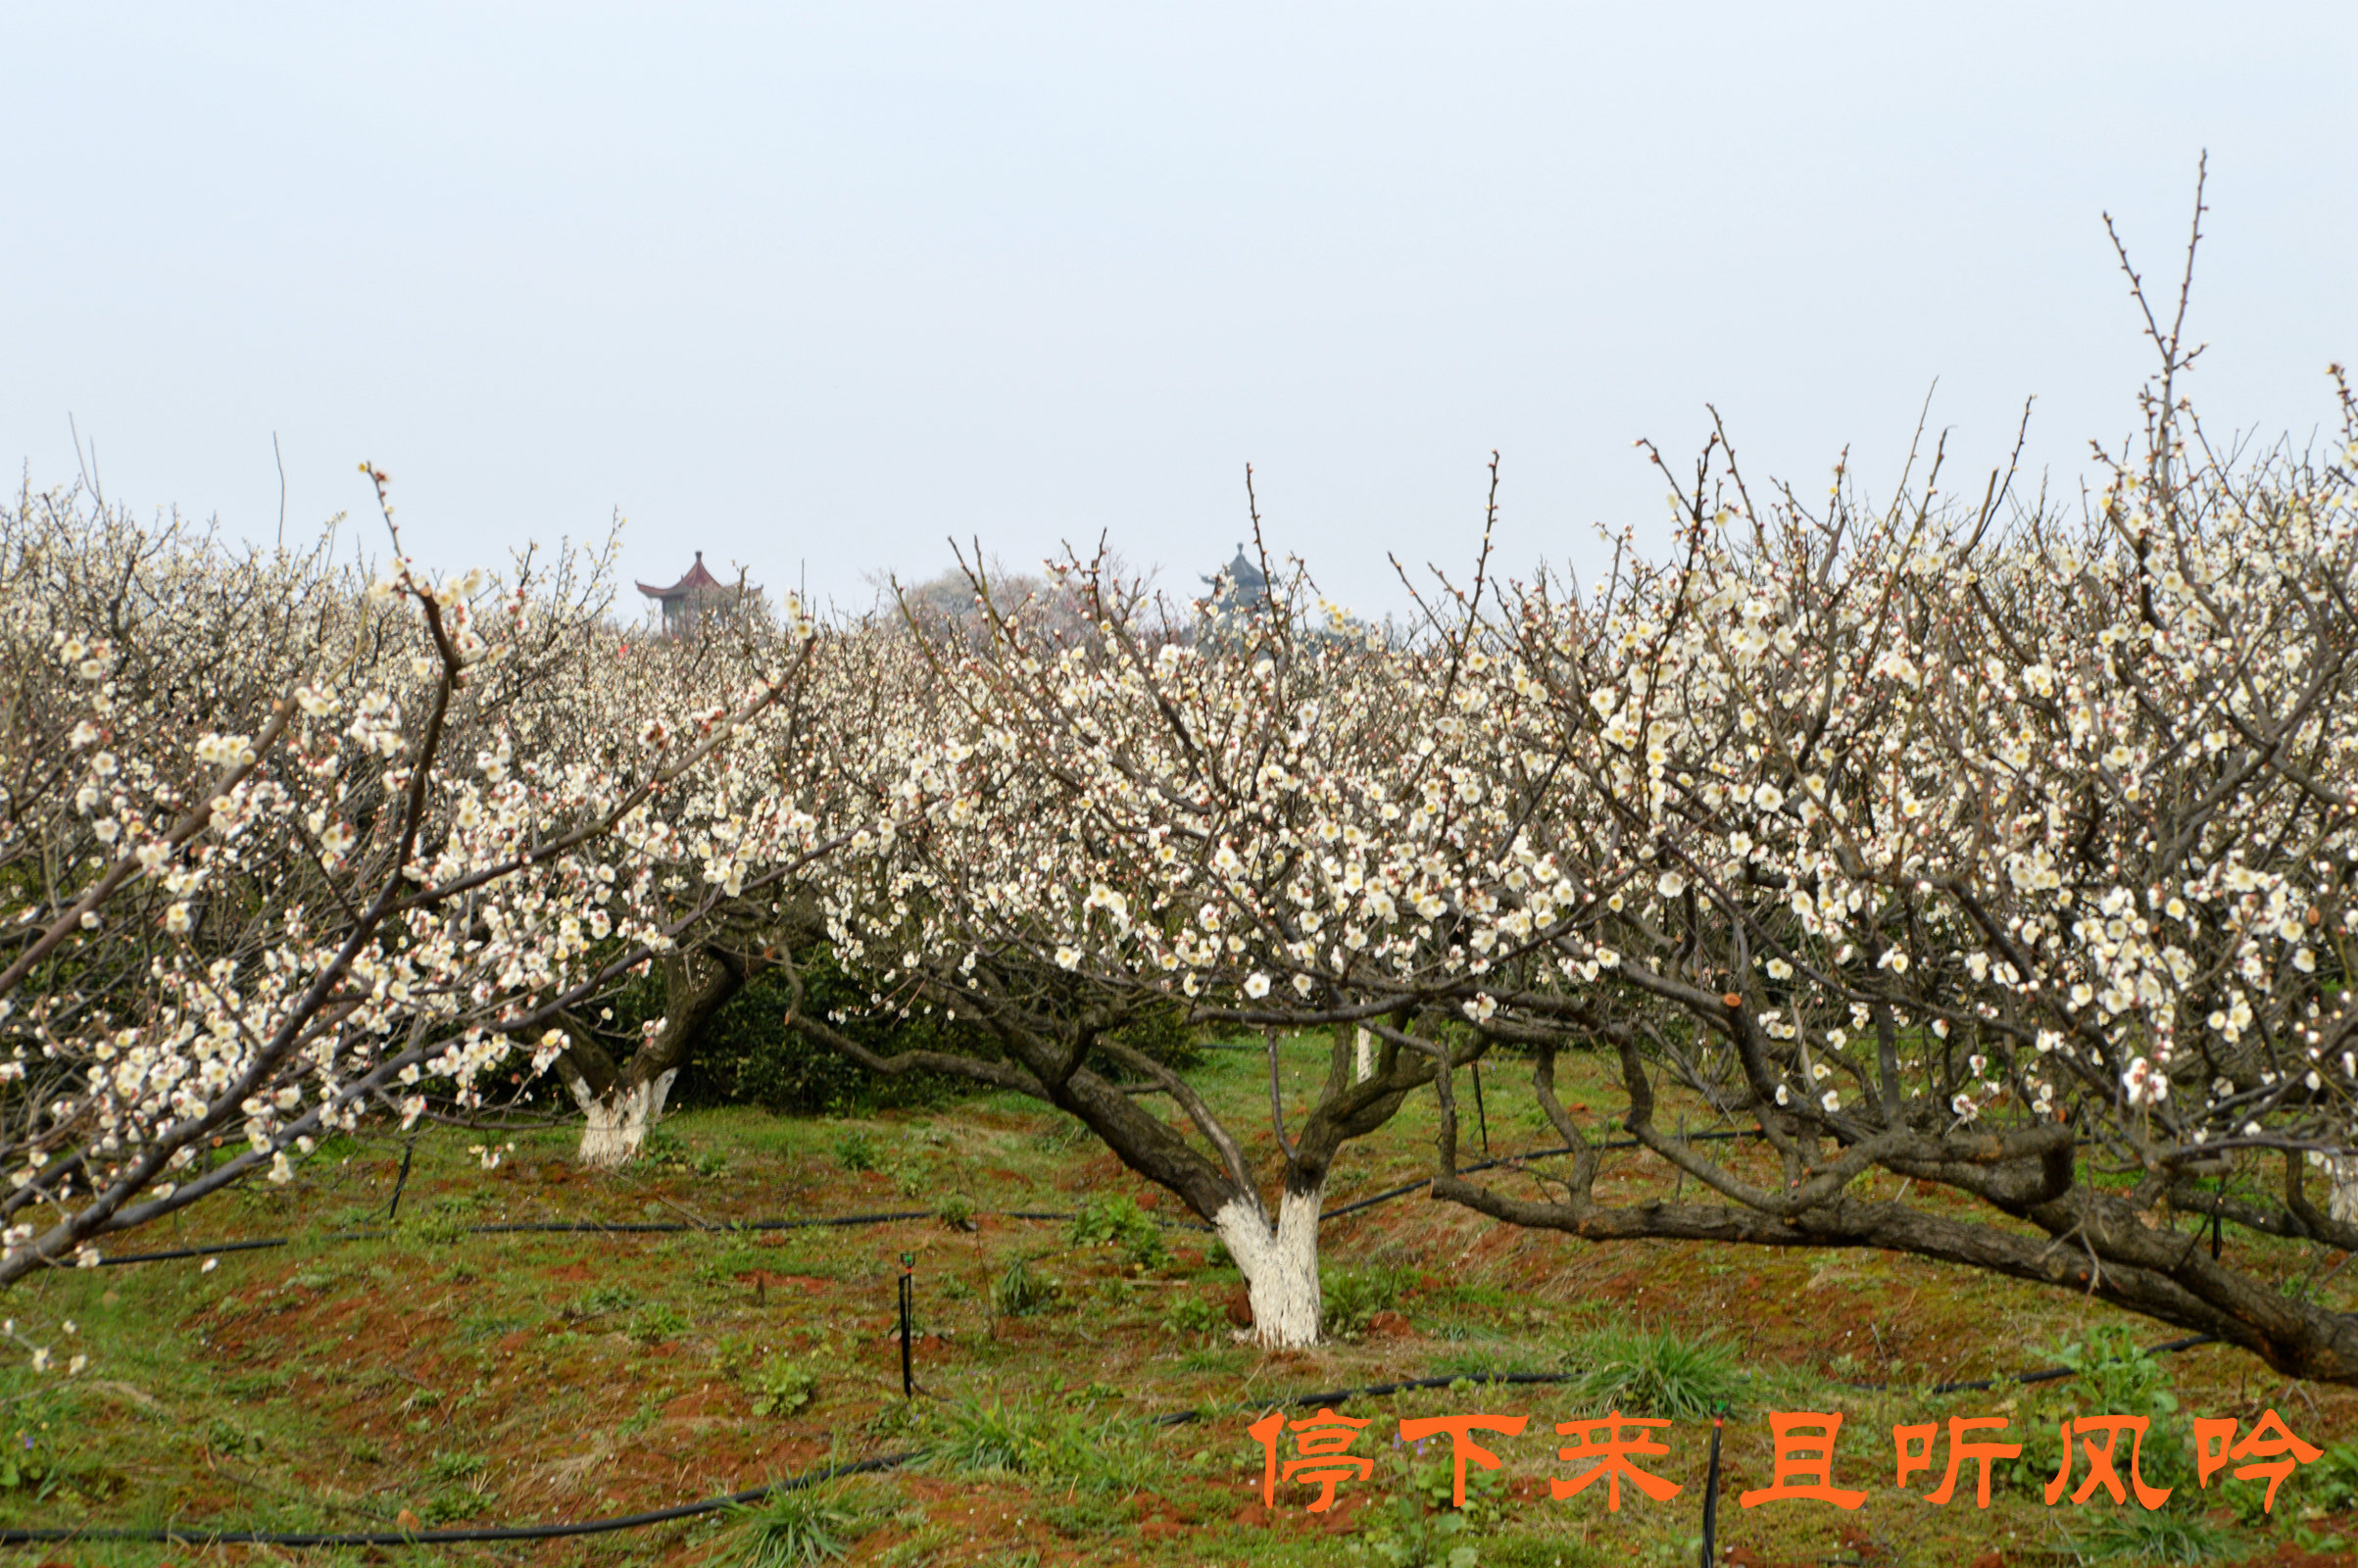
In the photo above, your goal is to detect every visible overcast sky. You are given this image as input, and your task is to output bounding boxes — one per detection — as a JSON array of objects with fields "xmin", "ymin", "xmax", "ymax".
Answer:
[{"xmin": 4, "ymin": 4, "xmax": 2353, "ymax": 623}]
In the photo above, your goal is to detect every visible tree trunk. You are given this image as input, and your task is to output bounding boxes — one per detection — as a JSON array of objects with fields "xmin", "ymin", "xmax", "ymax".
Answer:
[
  {"xmin": 568, "ymin": 1067, "xmax": 680, "ymax": 1168},
  {"xmin": 2324, "ymin": 1152, "xmax": 2358, "ymax": 1226},
  {"xmin": 1213, "ymin": 1176, "xmax": 1326, "ymax": 1348},
  {"xmin": 557, "ymin": 945, "xmax": 744, "ymax": 1168}
]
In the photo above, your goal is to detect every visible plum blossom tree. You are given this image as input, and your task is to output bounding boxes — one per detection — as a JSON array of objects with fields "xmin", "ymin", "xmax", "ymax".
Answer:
[
  {"xmin": 534, "ymin": 605, "xmax": 868, "ymax": 1165},
  {"xmin": 0, "ymin": 471, "xmax": 830, "ymax": 1279},
  {"xmin": 1407, "ymin": 238, "xmax": 2358, "ymax": 1380},
  {"xmin": 784, "ymin": 536, "xmax": 1489, "ymax": 1347}
]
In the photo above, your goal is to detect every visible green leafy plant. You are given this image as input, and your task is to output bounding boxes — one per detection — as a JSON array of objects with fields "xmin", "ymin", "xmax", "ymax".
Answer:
[
  {"xmin": 569, "ymin": 1284, "xmax": 639, "ymax": 1320},
  {"xmin": 930, "ymin": 1399, "xmax": 1152, "ymax": 1495},
  {"xmin": 745, "ymin": 1353, "xmax": 820, "ymax": 1417},
  {"xmin": 206, "ymin": 1416, "xmax": 266, "ymax": 1456},
  {"xmin": 391, "ymin": 1197, "xmax": 473, "ymax": 1248},
  {"xmin": 1562, "ymin": 1325, "xmax": 1743, "ymax": 1420},
  {"xmin": 1029, "ymin": 1118, "xmax": 1094, "ymax": 1152},
  {"xmin": 938, "ymin": 1195, "xmax": 976, "ymax": 1231},
  {"xmin": 935, "ymin": 1398, "xmax": 1045, "ymax": 1473},
  {"xmin": 414, "ymin": 1449, "xmax": 495, "ymax": 1524},
  {"xmin": 2291, "ymin": 1440, "xmax": 2358, "ymax": 1516},
  {"xmin": 1427, "ymin": 1345, "xmax": 1548, "ymax": 1382},
  {"xmin": 0, "ymin": 1424, "xmax": 58, "ymax": 1495},
  {"xmin": 1067, "ymin": 1193, "xmax": 1166, "ymax": 1268},
  {"xmin": 831, "ymin": 1128, "xmax": 879, "ymax": 1172},
  {"xmin": 639, "ymin": 1123, "xmax": 692, "ymax": 1167},
  {"xmin": 627, "ymin": 1301, "xmax": 693, "ymax": 1343},
  {"xmin": 2003, "ymin": 1325, "xmax": 2190, "ymax": 1496},
  {"xmin": 700, "ymin": 1244, "xmax": 768, "ymax": 1284},
  {"xmin": 423, "ymin": 1449, "xmax": 487, "ymax": 1483},
  {"xmin": 1161, "ymin": 1291, "xmax": 1225, "ymax": 1338},
  {"xmin": 883, "ymin": 1150, "xmax": 945, "ymax": 1198},
  {"xmin": 992, "ymin": 1255, "xmax": 1058, "ymax": 1317},
  {"xmin": 1352, "ymin": 1440, "xmax": 1503, "ymax": 1567},
  {"xmin": 2072, "ymin": 1508, "xmax": 2237, "ymax": 1563},
  {"xmin": 1322, "ymin": 1264, "xmax": 1414, "ymax": 1339}
]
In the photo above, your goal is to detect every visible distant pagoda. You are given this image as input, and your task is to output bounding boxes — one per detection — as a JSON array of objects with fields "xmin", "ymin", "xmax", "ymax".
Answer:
[
  {"xmin": 1202, "ymin": 544, "xmax": 1271, "ymax": 619},
  {"xmin": 636, "ymin": 551, "xmax": 755, "ymax": 639}
]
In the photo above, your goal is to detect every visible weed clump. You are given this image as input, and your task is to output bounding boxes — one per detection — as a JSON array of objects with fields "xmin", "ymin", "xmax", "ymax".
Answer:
[
  {"xmin": 831, "ymin": 1128, "xmax": 879, "ymax": 1172},
  {"xmin": 627, "ymin": 1300, "xmax": 692, "ymax": 1343},
  {"xmin": 1322, "ymin": 1264, "xmax": 1415, "ymax": 1339},
  {"xmin": 932, "ymin": 1398, "xmax": 1152, "ymax": 1495},
  {"xmin": 744, "ymin": 1353, "xmax": 820, "ymax": 1417},
  {"xmin": 1352, "ymin": 1437, "xmax": 1504, "ymax": 1567},
  {"xmin": 1160, "ymin": 1291, "xmax": 1225, "ymax": 1339},
  {"xmin": 992, "ymin": 1255, "xmax": 1058, "ymax": 1317},
  {"xmin": 1561, "ymin": 1325, "xmax": 1743, "ymax": 1419},
  {"xmin": 1067, "ymin": 1193, "xmax": 1165, "ymax": 1268},
  {"xmin": 2072, "ymin": 1509, "xmax": 2238, "ymax": 1563},
  {"xmin": 725, "ymin": 1475, "xmax": 870, "ymax": 1566}
]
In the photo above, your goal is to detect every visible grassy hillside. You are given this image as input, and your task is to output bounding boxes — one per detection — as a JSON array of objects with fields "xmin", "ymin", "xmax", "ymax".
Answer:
[{"xmin": 5, "ymin": 1038, "xmax": 2355, "ymax": 1566}]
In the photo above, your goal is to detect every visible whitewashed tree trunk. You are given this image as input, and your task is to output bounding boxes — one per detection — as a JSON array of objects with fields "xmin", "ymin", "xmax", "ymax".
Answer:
[
  {"xmin": 1213, "ymin": 1178, "xmax": 1326, "ymax": 1348},
  {"xmin": 2318, "ymin": 1150, "xmax": 2358, "ymax": 1224},
  {"xmin": 566, "ymin": 1067, "xmax": 679, "ymax": 1168}
]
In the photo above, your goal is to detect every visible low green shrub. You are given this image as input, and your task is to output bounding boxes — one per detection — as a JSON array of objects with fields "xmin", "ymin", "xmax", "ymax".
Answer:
[
  {"xmin": 1352, "ymin": 1439, "xmax": 1506, "ymax": 1568},
  {"xmin": 931, "ymin": 1399, "xmax": 1153, "ymax": 1495}
]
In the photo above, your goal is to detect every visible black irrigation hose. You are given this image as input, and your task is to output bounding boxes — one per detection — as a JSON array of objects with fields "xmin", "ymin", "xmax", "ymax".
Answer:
[
  {"xmin": 90, "ymin": 1204, "xmax": 1236, "ymax": 1268},
  {"xmin": 93, "ymin": 1210, "xmax": 982, "ymax": 1267},
  {"xmin": 467, "ymin": 1209, "xmax": 939, "ymax": 1236},
  {"xmin": 1154, "ymin": 1367, "xmax": 1593, "ymax": 1426},
  {"xmin": 0, "ymin": 1449, "xmax": 925, "ymax": 1548},
  {"xmin": 1863, "ymin": 1333, "xmax": 2221, "ymax": 1396},
  {"xmin": 0, "ymin": 1336, "xmax": 2228, "ymax": 1546},
  {"xmin": 89, "ymin": 1237, "xmax": 302, "ymax": 1266},
  {"xmin": 1321, "ymin": 1132, "xmax": 1764, "ymax": 1223}
]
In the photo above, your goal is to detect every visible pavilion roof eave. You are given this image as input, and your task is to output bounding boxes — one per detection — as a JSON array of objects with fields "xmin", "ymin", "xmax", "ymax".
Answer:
[{"xmin": 638, "ymin": 552, "xmax": 730, "ymax": 600}]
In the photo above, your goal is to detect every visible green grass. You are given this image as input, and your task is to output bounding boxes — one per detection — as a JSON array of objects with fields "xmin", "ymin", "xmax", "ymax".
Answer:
[
  {"xmin": 726, "ymin": 1475, "xmax": 873, "ymax": 1566},
  {"xmin": 1561, "ymin": 1324, "xmax": 1745, "ymax": 1419},
  {"xmin": 0, "ymin": 1036, "xmax": 2347, "ymax": 1565}
]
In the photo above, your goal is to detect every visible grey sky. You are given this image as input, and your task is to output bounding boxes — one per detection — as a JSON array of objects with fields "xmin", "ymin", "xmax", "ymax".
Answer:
[{"xmin": 5, "ymin": 4, "xmax": 2352, "ymax": 623}]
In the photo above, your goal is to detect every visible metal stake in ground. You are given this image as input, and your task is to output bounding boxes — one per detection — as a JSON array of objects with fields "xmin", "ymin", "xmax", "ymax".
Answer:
[
  {"xmin": 898, "ymin": 1251, "xmax": 914, "ymax": 1398},
  {"xmin": 1470, "ymin": 1059, "xmax": 1490, "ymax": 1156},
  {"xmin": 387, "ymin": 1140, "xmax": 417, "ymax": 1221},
  {"xmin": 1698, "ymin": 1410, "xmax": 1724, "ymax": 1566}
]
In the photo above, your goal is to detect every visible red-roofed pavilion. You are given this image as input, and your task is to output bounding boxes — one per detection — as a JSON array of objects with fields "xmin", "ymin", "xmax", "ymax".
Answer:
[{"xmin": 637, "ymin": 552, "xmax": 751, "ymax": 638}]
